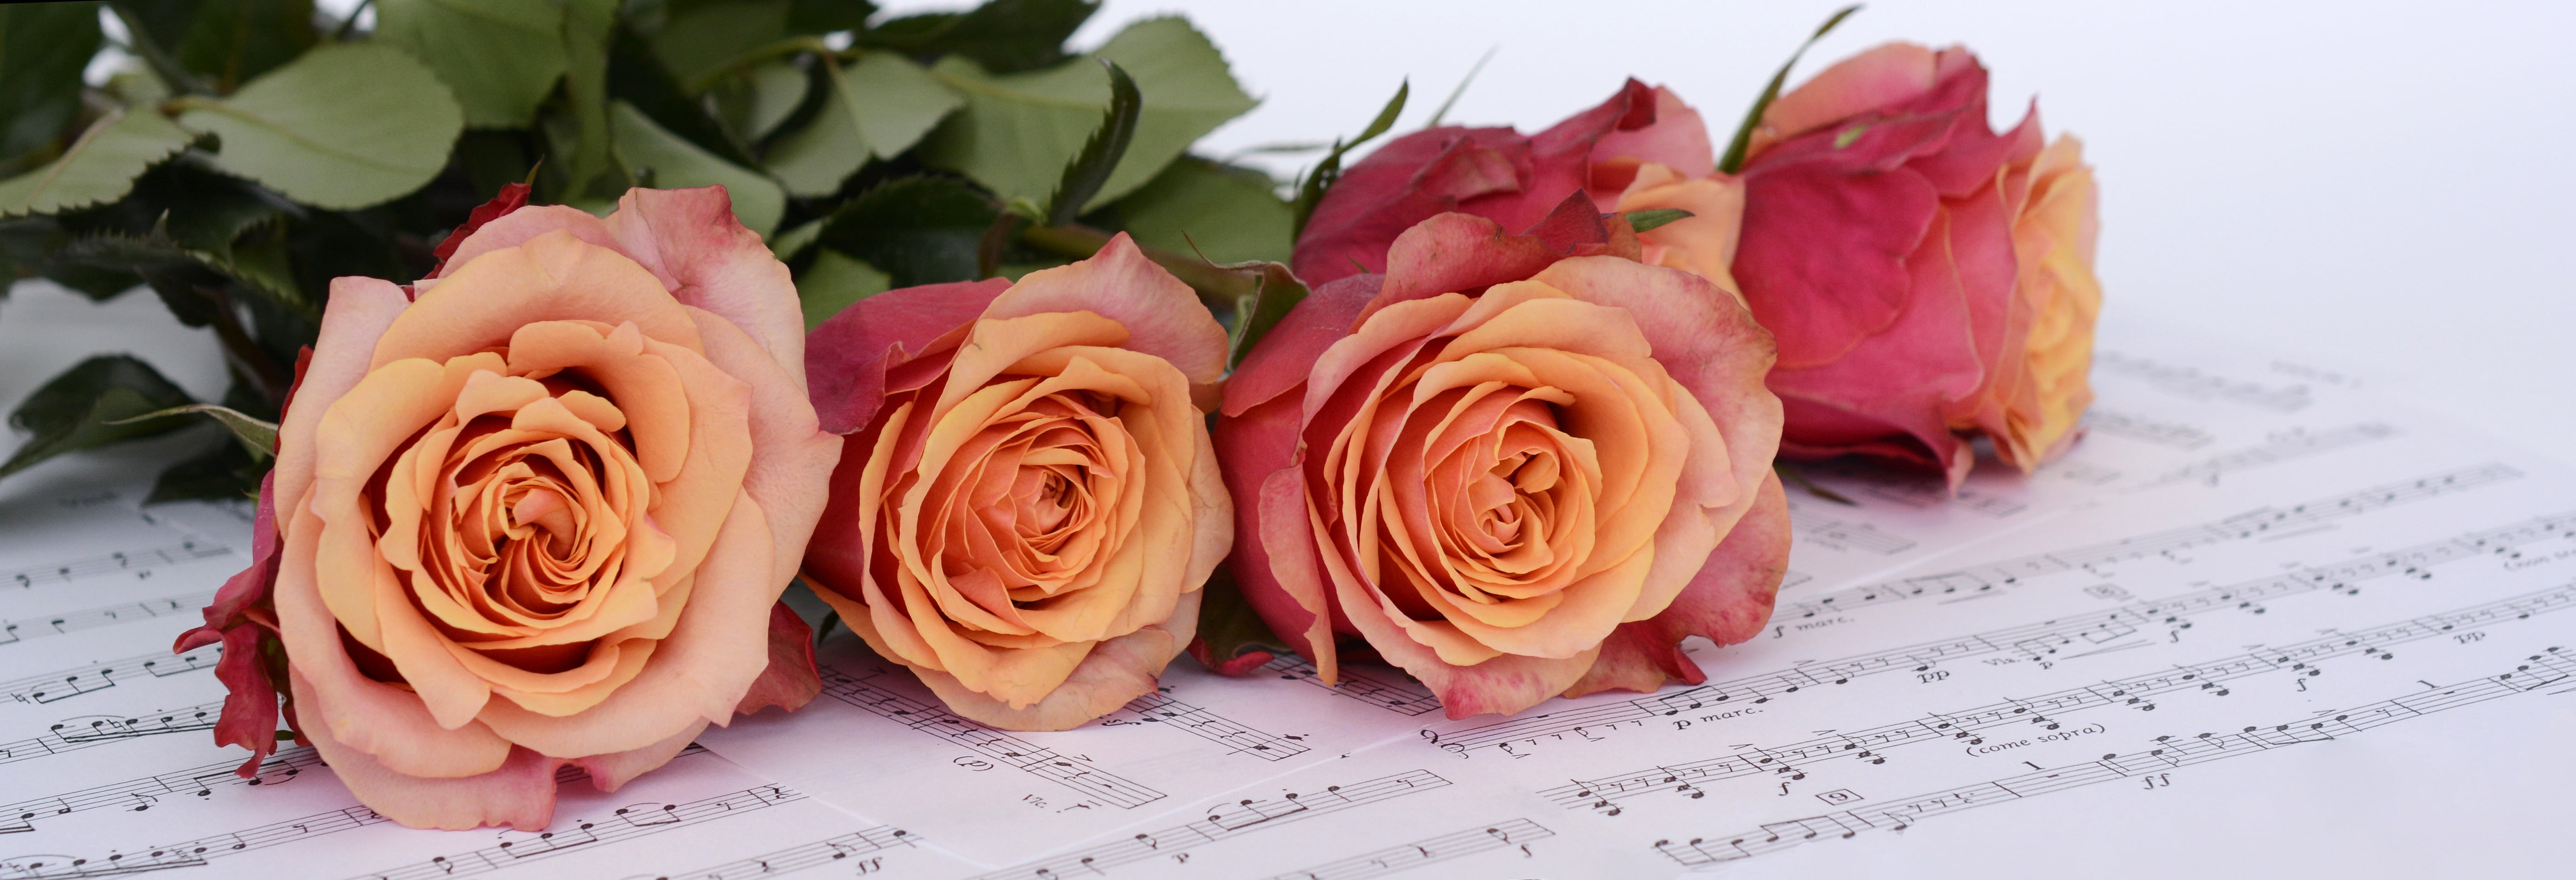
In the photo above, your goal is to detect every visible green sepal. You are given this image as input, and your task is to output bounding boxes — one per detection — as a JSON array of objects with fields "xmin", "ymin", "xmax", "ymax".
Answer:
[{"xmin": 1717, "ymin": 4, "xmax": 1862, "ymax": 174}]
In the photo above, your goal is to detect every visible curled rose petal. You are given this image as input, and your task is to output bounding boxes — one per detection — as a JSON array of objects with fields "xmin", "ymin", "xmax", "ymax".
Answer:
[
  {"xmin": 802, "ymin": 234, "xmax": 1233, "ymax": 730},
  {"xmin": 189, "ymin": 186, "xmax": 840, "ymax": 829}
]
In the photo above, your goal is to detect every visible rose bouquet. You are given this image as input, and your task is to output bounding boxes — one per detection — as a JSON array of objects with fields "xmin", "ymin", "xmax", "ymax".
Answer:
[{"xmin": 0, "ymin": 0, "xmax": 2117, "ymax": 832}]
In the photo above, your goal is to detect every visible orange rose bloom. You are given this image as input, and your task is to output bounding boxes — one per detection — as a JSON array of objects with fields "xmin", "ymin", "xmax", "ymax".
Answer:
[
  {"xmin": 1221, "ymin": 207, "xmax": 1790, "ymax": 718},
  {"xmin": 179, "ymin": 187, "xmax": 840, "ymax": 830},
  {"xmin": 802, "ymin": 235, "xmax": 1232, "ymax": 730}
]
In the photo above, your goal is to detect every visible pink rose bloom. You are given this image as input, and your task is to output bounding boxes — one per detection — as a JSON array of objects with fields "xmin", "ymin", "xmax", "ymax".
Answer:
[
  {"xmin": 176, "ymin": 186, "xmax": 841, "ymax": 830},
  {"xmin": 1222, "ymin": 203, "xmax": 1789, "ymax": 719},
  {"xmin": 801, "ymin": 236, "xmax": 1233, "ymax": 731},
  {"xmin": 1294, "ymin": 80, "xmax": 1746, "ymax": 300},
  {"xmin": 1735, "ymin": 43, "xmax": 2104, "ymax": 483}
]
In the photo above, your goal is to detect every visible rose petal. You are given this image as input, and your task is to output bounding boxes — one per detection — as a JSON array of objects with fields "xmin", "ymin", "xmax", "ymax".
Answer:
[
  {"xmin": 984, "ymin": 233, "xmax": 1227, "ymax": 402},
  {"xmin": 272, "ymin": 277, "xmax": 410, "ymax": 530},
  {"xmin": 375, "ymin": 231, "xmax": 705, "ymax": 366},
  {"xmin": 734, "ymin": 601, "xmax": 821, "ymax": 716},
  {"xmin": 806, "ymin": 278, "xmax": 1010, "ymax": 435},
  {"xmin": 907, "ymin": 590, "xmax": 1201, "ymax": 731},
  {"xmin": 605, "ymin": 188, "xmax": 808, "ymax": 382},
  {"xmin": 295, "ymin": 671, "xmax": 563, "ymax": 832}
]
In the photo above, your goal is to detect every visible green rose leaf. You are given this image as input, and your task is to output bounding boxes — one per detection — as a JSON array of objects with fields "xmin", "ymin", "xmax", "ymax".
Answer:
[
  {"xmin": 919, "ymin": 16, "xmax": 1255, "ymax": 214},
  {"xmin": 1043, "ymin": 60, "xmax": 1140, "ymax": 227},
  {"xmin": 0, "ymin": 109, "xmax": 193, "ymax": 218},
  {"xmin": 707, "ymin": 59, "xmax": 807, "ymax": 145},
  {"xmin": 609, "ymin": 101, "xmax": 783, "ymax": 236},
  {"xmin": 764, "ymin": 51, "xmax": 964, "ymax": 197},
  {"xmin": 120, "ymin": 0, "xmax": 319, "ymax": 93},
  {"xmin": 374, "ymin": 0, "xmax": 569, "ymax": 129},
  {"xmin": 1107, "ymin": 156, "xmax": 1289, "ymax": 267},
  {"xmin": 1, "ymin": 354, "xmax": 196, "ymax": 480},
  {"xmin": 815, "ymin": 175, "xmax": 997, "ymax": 288},
  {"xmin": 861, "ymin": 0, "xmax": 1097, "ymax": 75},
  {"xmin": 648, "ymin": 0, "xmax": 789, "ymax": 86},
  {"xmin": 0, "ymin": 1, "xmax": 105, "ymax": 170},
  {"xmin": 147, "ymin": 436, "xmax": 263, "ymax": 503},
  {"xmin": 796, "ymin": 249, "xmax": 891, "ymax": 330},
  {"xmin": 174, "ymin": 43, "xmax": 464, "ymax": 209}
]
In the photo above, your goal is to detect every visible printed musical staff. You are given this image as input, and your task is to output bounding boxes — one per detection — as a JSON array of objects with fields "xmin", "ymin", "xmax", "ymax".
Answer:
[
  {"xmin": 17, "ymin": 753, "xmax": 715, "ymax": 874},
  {"xmin": 4, "ymin": 542, "xmax": 233, "ymax": 591},
  {"xmin": 0, "ymin": 645, "xmax": 221, "ymax": 706},
  {"xmin": 348, "ymin": 785, "xmax": 805, "ymax": 880},
  {"xmin": 1110, "ymin": 691, "xmax": 1309, "ymax": 759},
  {"xmin": 1795, "ymin": 519, "xmax": 1917, "ymax": 556},
  {"xmin": 1258, "ymin": 818, "xmax": 1554, "ymax": 880},
  {"xmin": 1655, "ymin": 645, "xmax": 2576, "ymax": 866},
  {"xmin": 2143, "ymin": 422, "xmax": 2398, "ymax": 487},
  {"xmin": 817, "ymin": 665, "xmax": 1166, "ymax": 809},
  {"xmin": 0, "ymin": 593, "xmax": 214, "ymax": 648},
  {"xmin": 1548, "ymin": 581, "xmax": 2576, "ymax": 811},
  {"xmin": 1781, "ymin": 463, "xmax": 2520, "ymax": 620},
  {"xmin": 1256, "ymin": 655, "xmax": 1442, "ymax": 717},
  {"xmin": 0, "ymin": 849, "xmax": 206, "ymax": 877},
  {"xmin": 1426, "ymin": 508, "xmax": 2576, "ymax": 756},
  {"xmin": 2081, "ymin": 408, "xmax": 2214, "ymax": 450},
  {"xmin": 970, "ymin": 770, "xmax": 1449, "ymax": 880},
  {"xmin": 0, "ymin": 749, "xmax": 323, "ymax": 834},
  {"xmin": 0, "ymin": 701, "xmax": 221, "ymax": 767},
  {"xmin": 2097, "ymin": 351, "xmax": 2312, "ymax": 412},
  {"xmin": 621, "ymin": 824, "xmax": 918, "ymax": 880}
]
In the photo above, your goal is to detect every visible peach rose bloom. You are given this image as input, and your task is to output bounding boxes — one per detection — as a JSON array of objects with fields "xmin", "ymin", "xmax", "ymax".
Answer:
[
  {"xmin": 177, "ymin": 186, "xmax": 841, "ymax": 830},
  {"xmin": 1222, "ymin": 207, "xmax": 1790, "ymax": 718},
  {"xmin": 802, "ymin": 235, "xmax": 1232, "ymax": 730},
  {"xmin": 1735, "ymin": 43, "xmax": 2103, "ymax": 481}
]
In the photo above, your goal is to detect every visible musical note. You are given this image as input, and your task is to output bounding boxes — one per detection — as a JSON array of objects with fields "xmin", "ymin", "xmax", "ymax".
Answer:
[
  {"xmin": 1252, "ymin": 819, "xmax": 1553, "ymax": 880},
  {"xmin": 0, "ymin": 592, "xmax": 214, "ymax": 650},
  {"xmin": 2142, "ymin": 422, "xmax": 2399, "ymax": 487},
  {"xmin": 2096, "ymin": 350, "xmax": 2314, "ymax": 411},
  {"xmin": 812, "ymin": 666, "xmax": 1168, "ymax": 810},
  {"xmin": 2082, "ymin": 408, "xmax": 2216, "ymax": 450},
  {"xmin": 1106, "ymin": 691, "xmax": 1310, "ymax": 760},
  {"xmin": 0, "ymin": 701, "xmax": 222, "ymax": 769},
  {"xmin": 972, "ymin": 771, "xmax": 1449, "ymax": 880},
  {"xmin": 1256, "ymin": 655, "xmax": 1443, "ymax": 716},
  {"xmin": 2, "ymin": 645, "xmax": 223, "ymax": 706},
  {"xmin": 0, "ymin": 542, "xmax": 232, "ymax": 592}
]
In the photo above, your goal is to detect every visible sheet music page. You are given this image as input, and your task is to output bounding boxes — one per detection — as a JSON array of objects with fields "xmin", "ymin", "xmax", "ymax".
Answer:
[{"xmin": 697, "ymin": 318, "xmax": 2576, "ymax": 879}]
